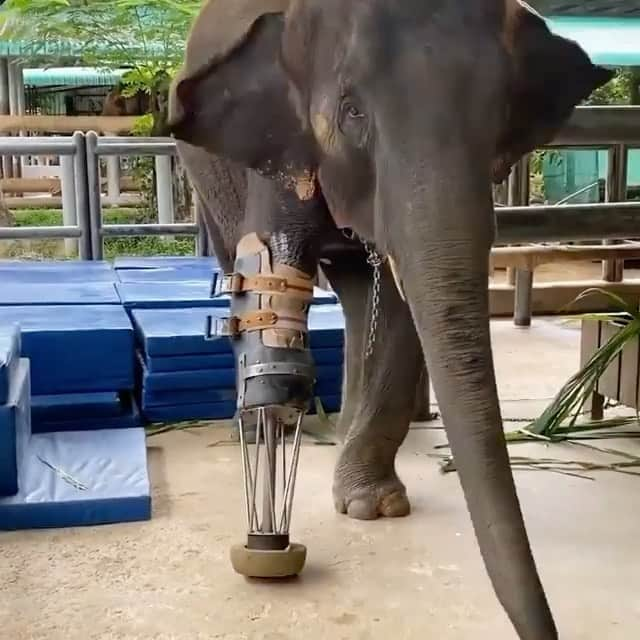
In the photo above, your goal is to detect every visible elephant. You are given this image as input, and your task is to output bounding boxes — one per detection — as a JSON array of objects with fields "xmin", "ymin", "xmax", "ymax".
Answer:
[{"xmin": 167, "ymin": 0, "xmax": 612, "ymax": 638}]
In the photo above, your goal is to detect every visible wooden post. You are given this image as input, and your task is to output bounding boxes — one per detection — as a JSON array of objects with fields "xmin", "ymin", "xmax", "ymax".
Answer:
[{"xmin": 0, "ymin": 115, "xmax": 138, "ymax": 134}]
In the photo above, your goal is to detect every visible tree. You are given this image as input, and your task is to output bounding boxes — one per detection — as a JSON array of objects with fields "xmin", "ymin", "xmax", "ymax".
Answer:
[{"xmin": 0, "ymin": 0, "xmax": 201, "ymax": 95}]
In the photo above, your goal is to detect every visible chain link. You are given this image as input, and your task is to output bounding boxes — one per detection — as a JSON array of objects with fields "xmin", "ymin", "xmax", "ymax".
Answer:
[
  {"xmin": 363, "ymin": 241, "xmax": 383, "ymax": 360},
  {"xmin": 341, "ymin": 229, "xmax": 384, "ymax": 359}
]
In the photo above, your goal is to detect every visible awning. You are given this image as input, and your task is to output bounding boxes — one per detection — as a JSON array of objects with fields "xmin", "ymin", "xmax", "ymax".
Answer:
[
  {"xmin": 23, "ymin": 67, "xmax": 126, "ymax": 88},
  {"xmin": 546, "ymin": 16, "xmax": 640, "ymax": 67}
]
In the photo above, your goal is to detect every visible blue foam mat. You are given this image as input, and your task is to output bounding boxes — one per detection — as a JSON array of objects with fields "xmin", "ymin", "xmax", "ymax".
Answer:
[
  {"xmin": 118, "ymin": 281, "xmax": 336, "ymax": 310},
  {"xmin": 141, "ymin": 387, "xmax": 237, "ymax": 408},
  {"xmin": 138, "ymin": 353, "xmax": 236, "ymax": 391},
  {"xmin": 145, "ymin": 352, "xmax": 235, "ymax": 373},
  {"xmin": 32, "ymin": 394, "xmax": 142, "ymax": 434},
  {"xmin": 114, "ymin": 256, "xmax": 219, "ymax": 270},
  {"xmin": 143, "ymin": 346, "xmax": 343, "ymax": 373},
  {"xmin": 0, "ymin": 359, "xmax": 29, "ymax": 497},
  {"xmin": 117, "ymin": 281, "xmax": 229, "ymax": 310},
  {"xmin": 116, "ymin": 269, "xmax": 217, "ymax": 284},
  {"xmin": 0, "ymin": 323, "xmax": 21, "ymax": 405},
  {"xmin": 0, "ymin": 427, "xmax": 151, "ymax": 530},
  {"xmin": 0, "ymin": 260, "xmax": 116, "ymax": 283},
  {"xmin": 0, "ymin": 282, "xmax": 120, "ymax": 306},
  {"xmin": 31, "ymin": 391, "xmax": 123, "ymax": 421},
  {"xmin": 132, "ymin": 305, "xmax": 345, "ymax": 358},
  {"xmin": 315, "ymin": 375, "xmax": 343, "ymax": 396},
  {"xmin": 139, "ymin": 347, "xmax": 341, "ymax": 393},
  {"xmin": 143, "ymin": 401, "xmax": 236, "ymax": 423},
  {"xmin": 0, "ymin": 305, "xmax": 134, "ymax": 395}
]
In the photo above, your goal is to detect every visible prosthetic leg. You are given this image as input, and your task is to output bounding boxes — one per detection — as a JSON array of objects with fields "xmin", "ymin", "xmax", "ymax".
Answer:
[{"xmin": 209, "ymin": 233, "xmax": 315, "ymax": 578}]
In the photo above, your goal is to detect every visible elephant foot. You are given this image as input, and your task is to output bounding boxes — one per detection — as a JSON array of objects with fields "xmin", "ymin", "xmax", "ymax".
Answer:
[{"xmin": 333, "ymin": 469, "xmax": 411, "ymax": 520}]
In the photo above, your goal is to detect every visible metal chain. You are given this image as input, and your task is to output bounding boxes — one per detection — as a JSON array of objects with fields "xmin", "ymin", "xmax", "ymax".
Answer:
[
  {"xmin": 363, "ymin": 241, "xmax": 383, "ymax": 360},
  {"xmin": 341, "ymin": 229, "xmax": 384, "ymax": 359}
]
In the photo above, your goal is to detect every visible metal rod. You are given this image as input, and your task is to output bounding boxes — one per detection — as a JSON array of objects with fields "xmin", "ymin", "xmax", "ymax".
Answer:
[
  {"xmin": 73, "ymin": 131, "xmax": 92, "ymax": 260},
  {"xmin": 261, "ymin": 410, "xmax": 278, "ymax": 534},
  {"xmin": 95, "ymin": 138, "xmax": 176, "ymax": 156},
  {"xmin": 495, "ymin": 202, "xmax": 640, "ymax": 244},
  {"xmin": 0, "ymin": 226, "xmax": 82, "ymax": 239},
  {"xmin": 283, "ymin": 413, "xmax": 304, "ymax": 532},
  {"xmin": 86, "ymin": 132, "xmax": 103, "ymax": 260},
  {"xmin": 280, "ymin": 412, "xmax": 304, "ymax": 533},
  {"xmin": 555, "ymin": 180, "xmax": 601, "ymax": 206},
  {"xmin": 0, "ymin": 137, "xmax": 76, "ymax": 155},
  {"xmin": 552, "ymin": 106, "xmax": 640, "ymax": 147},
  {"xmin": 155, "ymin": 155, "xmax": 175, "ymax": 240},
  {"xmin": 252, "ymin": 412, "xmax": 263, "ymax": 531},
  {"xmin": 602, "ymin": 145, "xmax": 628, "ymax": 282},
  {"xmin": 238, "ymin": 415, "xmax": 253, "ymax": 530},
  {"xmin": 60, "ymin": 154, "xmax": 78, "ymax": 257},
  {"xmin": 0, "ymin": 58, "xmax": 12, "ymax": 179},
  {"xmin": 101, "ymin": 223, "xmax": 198, "ymax": 237}
]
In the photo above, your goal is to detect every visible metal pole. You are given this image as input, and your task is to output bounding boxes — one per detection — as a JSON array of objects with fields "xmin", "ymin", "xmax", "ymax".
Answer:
[
  {"xmin": 0, "ymin": 58, "xmax": 11, "ymax": 179},
  {"xmin": 60, "ymin": 154, "xmax": 78, "ymax": 257},
  {"xmin": 105, "ymin": 131, "xmax": 121, "ymax": 202},
  {"xmin": 602, "ymin": 145, "xmax": 627, "ymax": 282},
  {"xmin": 85, "ymin": 131, "xmax": 104, "ymax": 260},
  {"xmin": 7, "ymin": 59, "xmax": 20, "ymax": 178},
  {"xmin": 73, "ymin": 131, "xmax": 92, "ymax": 260},
  {"xmin": 155, "ymin": 154, "xmax": 175, "ymax": 240}
]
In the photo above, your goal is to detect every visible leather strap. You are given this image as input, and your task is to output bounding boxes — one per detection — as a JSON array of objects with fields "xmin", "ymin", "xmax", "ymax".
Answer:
[
  {"xmin": 232, "ymin": 310, "xmax": 278, "ymax": 333},
  {"xmin": 218, "ymin": 272, "xmax": 314, "ymax": 300},
  {"xmin": 211, "ymin": 310, "xmax": 309, "ymax": 339}
]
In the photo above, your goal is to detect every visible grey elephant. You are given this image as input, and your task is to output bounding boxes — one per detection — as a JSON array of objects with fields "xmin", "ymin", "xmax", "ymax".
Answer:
[{"xmin": 167, "ymin": 0, "xmax": 611, "ymax": 638}]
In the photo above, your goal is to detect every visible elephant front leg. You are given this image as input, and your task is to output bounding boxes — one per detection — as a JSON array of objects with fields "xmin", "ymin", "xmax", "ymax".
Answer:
[{"xmin": 323, "ymin": 252, "xmax": 424, "ymax": 520}]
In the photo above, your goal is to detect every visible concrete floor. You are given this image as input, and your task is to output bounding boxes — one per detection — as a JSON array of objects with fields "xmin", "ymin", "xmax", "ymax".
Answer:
[{"xmin": 2, "ymin": 318, "xmax": 640, "ymax": 639}]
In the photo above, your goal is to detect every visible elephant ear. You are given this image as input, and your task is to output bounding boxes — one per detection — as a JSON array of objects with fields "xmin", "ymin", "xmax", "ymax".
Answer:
[
  {"xmin": 167, "ymin": 0, "xmax": 304, "ymax": 172},
  {"xmin": 494, "ymin": 1, "xmax": 613, "ymax": 181}
]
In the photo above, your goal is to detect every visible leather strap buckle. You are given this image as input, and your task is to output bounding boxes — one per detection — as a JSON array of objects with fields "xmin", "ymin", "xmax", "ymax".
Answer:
[{"xmin": 204, "ymin": 311, "xmax": 279, "ymax": 340}]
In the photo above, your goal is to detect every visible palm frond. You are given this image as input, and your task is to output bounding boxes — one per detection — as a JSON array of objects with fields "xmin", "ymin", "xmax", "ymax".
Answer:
[{"xmin": 507, "ymin": 288, "xmax": 640, "ymax": 441}]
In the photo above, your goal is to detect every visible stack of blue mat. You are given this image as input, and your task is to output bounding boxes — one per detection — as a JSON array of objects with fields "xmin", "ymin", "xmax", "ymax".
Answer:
[
  {"xmin": 113, "ymin": 256, "xmax": 344, "ymax": 422},
  {"xmin": 131, "ymin": 303, "xmax": 345, "ymax": 423},
  {"xmin": 0, "ymin": 324, "xmax": 23, "ymax": 497},
  {"xmin": 0, "ymin": 261, "xmax": 139, "ymax": 431},
  {"xmin": 0, "ymin": 323, "xmax": 151, "ymax": 531}
]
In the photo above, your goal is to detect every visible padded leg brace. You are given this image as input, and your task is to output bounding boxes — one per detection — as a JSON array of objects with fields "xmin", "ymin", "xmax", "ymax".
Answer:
[{"xmin": 210, "ymin": 233, "xmax": 316, "ymax": 413}]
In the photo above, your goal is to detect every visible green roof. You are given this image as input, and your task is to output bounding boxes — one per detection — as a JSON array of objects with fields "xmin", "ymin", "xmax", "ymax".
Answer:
[
  {"xmin": 546, "ymin": 16, "xmax": 640, "ymax": 66},
  {"xmin": 23, "ymin": 67, "xmax": 125, "ymax": 88},
  {"xmin": 533, "ymin": 1, "xmax": 640, "ymax": 17}
]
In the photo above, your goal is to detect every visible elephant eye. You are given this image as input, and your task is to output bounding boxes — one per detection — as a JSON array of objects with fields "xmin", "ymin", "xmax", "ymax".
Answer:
[{"xmin": 345, "ymin": 103, "xmax": 364, "ymax": 119}]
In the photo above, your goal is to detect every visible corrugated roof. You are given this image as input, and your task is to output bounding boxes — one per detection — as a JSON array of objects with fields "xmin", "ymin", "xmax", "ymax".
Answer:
[
  {"xmin": 23, "ymin": 67, "xmax": 125, "ymax": 88},
  {"xmin": 547, "ymin": 16, "xmax": 640, "ymax": 66},
  {"xmin": 533, "ymin": 1, "xmax": 640, "ymax": 17}
]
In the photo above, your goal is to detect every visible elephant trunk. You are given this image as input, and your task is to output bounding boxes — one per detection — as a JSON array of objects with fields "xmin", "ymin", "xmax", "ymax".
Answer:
[{"xmin": 379, "ymin": 145, "xmax": 557, "ymax": 639}]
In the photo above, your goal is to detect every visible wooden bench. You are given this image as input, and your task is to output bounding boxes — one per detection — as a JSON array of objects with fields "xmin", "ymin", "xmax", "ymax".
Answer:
[
  {"xmin": 580, "ymin": 318, "xmax": 640, "ymax": 419},
  {"xmin": 489, "ymin": 243, "xmax": 640, "ymax": 324}
]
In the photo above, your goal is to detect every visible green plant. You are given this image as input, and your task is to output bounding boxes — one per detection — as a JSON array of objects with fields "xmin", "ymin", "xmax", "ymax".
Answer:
[{"xmin": 508, "ymin": 288, "xmax": 640, "ymax": 443}]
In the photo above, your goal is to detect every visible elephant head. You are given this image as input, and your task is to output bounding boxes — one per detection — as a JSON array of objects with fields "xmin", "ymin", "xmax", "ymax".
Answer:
[{"xmin": 168, "ymin": 1, "xmax": 612, "ymax": 637}]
